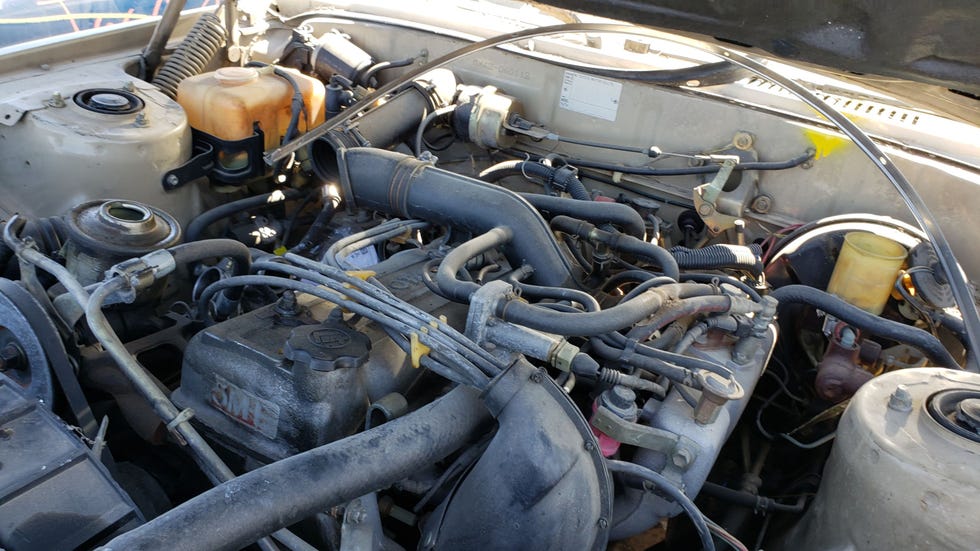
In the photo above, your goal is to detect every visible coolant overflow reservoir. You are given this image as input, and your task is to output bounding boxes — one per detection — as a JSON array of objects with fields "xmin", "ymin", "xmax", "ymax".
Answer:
[
  {"xmin": 826, "ymin": 231, "xmax": 907, "ymax": 315},
  {"xmin": 177, "ymin": 66, "xmax": 325, "ymax": 150}
]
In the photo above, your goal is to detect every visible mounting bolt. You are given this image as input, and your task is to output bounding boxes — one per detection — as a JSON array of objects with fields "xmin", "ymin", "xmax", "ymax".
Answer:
[
  {"xmin": 733, "ymin": 131, "xmax": 754, "ymax": 150},
  {"xmin": 887, "ymin": 384, "xmax": 913, "ymax": 412},
  {"xmin": 529, "ymin": 370, "xmax": 543, "ymax": 383},
  {"xmin": 165, "ymin": 174, "xmax": 180, "ymax": 187},
  {"xmin": 671, "ymin": 447, "xmax": 694, "ymax": 469},
  {"xmin": 135, "ymin": 112, "xmax": 149, "ymax": 127},
  {"xmin": 584, "ymin": 440, "xmax": 596, "ymax": 452},
  {"xmin": 123, "ymin": 81, "xmax": 136, "ymax": 92},
  {"xmin": 47, "ymin": 92, "xmax": 66, "ymax": 108},
  {"xmin": 697, "ymin": 203, "xmax": 714, "ymax": 216},
  {"xmin": 597, "ymin": 517, "xmax": 609, "ymax": 529},
  {"xmin": 275, "ymin": 290, "xmax": 300, "ymax": 317},
  {"xmin": 750, "ymin": 195, "xmax": 773, "ymax": 214}
]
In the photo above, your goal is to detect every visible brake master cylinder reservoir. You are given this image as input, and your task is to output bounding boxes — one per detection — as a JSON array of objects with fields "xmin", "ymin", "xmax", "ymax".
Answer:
[
  {"xmin": 176, "ymin": 66, "xmax": 326, "ymax": 150},
  {"xmin": 780, "ymin": 368, "xmax": 980, "ymax": 550},
  {"xmin": 826, "ymin": 231, "xmax": 907, "ymax": 314}
]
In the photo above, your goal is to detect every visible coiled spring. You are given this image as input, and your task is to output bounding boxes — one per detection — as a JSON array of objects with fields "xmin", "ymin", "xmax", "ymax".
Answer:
[{"xmin": 152, "ymin": 13, "xmax": 226, "ymax": 99}]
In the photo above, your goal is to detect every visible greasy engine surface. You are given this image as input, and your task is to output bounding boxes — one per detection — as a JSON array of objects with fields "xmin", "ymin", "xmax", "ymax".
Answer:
[{"xmin": 0, "ymin": 5, "xmax": 978, "ymax": 551}]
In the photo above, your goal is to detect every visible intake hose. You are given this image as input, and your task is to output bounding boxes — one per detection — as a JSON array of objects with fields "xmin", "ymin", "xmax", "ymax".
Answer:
[
  {"xmin": 551, "ymin": 215, "xmax": 679, "ymax": 280},
  {"xmin": 480, "ymin": 160, "xmax": 590, "ymax": 200},
  {"xmin": 99, "ymin": 387, "xmax": 491, "ymax": 551},
  {"xmin": 518, "ymin": 193, "xmax": 646, "ymax": 238},
  {"xmin": 343, "ymin": 148, "xmax": 579, "ymax": 287},
  {"xmin": 310, "ymin": 70, "xmax": 458, "ymax": 181},
  {"xmin": 670, "ymin": 244, "xmax": 763, "ymax": 275},
  {"xmin": 151, "ymin": 13, "xmax": 226, "ymax": 99},
  {"xmin": 770, "ymin": 285, "xmax": 960, "ymax": 368}
]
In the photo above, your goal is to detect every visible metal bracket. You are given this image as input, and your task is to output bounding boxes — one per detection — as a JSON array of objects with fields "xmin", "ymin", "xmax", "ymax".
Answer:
[
  {"xmin": 162, "ymin": 126, "xmax": 266, "ymax": 190},
  {"xmin": 166, "ymin": 408, "xmax": 195, "ymax": 445},
  {"xmin": 693, "ymin": 157, "xmax": 744, "ymax": 234},
  {"xmin": 591, "ymin": 405, "xmax": 700, "ymax": 468}
]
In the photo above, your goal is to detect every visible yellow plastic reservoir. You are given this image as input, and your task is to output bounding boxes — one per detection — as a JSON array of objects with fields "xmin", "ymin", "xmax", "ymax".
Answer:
[
  {"xmin": 826, "ymin": 232, "xmax": 907, "ymax": 315},
  {"xmin": 177, "ymin": 66, "xmax": 326, "ymax": 150}
]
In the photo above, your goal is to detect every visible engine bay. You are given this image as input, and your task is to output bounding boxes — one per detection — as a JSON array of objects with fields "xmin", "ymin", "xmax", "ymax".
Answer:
[{"xmin": 1, "ymin": 3, "xmax": 979, "ymax": 550}]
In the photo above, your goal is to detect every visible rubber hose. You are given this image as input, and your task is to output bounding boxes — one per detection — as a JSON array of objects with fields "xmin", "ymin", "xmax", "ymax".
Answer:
[
  {"xmin": 680, "ymin": 272, "xmax": 762, "ymax": 302},
  {"xmin": 99, "ymin": 387, "xmax": 490, "ymax": 551},
  {"xmin": 671, "ymin": 244, "xmax": 763, "ymax": 275},
  {"xmin": 627, "ymin": 295, "xmax": 735, "ymax": 341},
  {"xmin": 518, "ymin": 193, "xmax": 646, "ymax": 238},
  {"xmin": 436, "ymin": 227, "xmax": 513, "ymax": 302},
  {"xmin": 290, "ymin": 197, "xmax": 340, "ymax": 255},
  {"xmin": 185, "ymin": 189, "xmax": 304, "ymax": 242},
  {"xmin": 770, "ymin": 285, "xmax": 960, "ymax": 368},
  {"xmin": 168, "ymin": 239, "xmax": 251, "ymax": 277},
  {"xmin": 480, "ymin": 161, "xmax": 590, "ymax": 200},
  {"xmin": 700, "ymin": 481, "xmax": 804, "ymax": 514},
  {"xmin": 551, "ymin": 215, "xmax": 679, "ymax": 280},
  {"xmin": 497, "ymin": 288, "xmax": 666, "ymax": 336},
  {"xmin": 151, "ymin": 13, "xmax": 226, "ymax": 99},
  {"xmin": 169, "ymin": 239, "xmax": 251, "ymax": 304},
  {"xmin": 607, "ymin": 460, "xmax": 715, "ymax": 551}
]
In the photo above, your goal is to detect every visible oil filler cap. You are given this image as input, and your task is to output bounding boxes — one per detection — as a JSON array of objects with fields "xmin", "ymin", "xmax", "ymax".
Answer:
[{"xmin": 284, "ymin": 321, "xmax": 371, "ymax": 372}]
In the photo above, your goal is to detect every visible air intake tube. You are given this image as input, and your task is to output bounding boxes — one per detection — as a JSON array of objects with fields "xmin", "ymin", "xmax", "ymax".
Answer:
[
  {"xmin": 340, "ymin": 148, "xmax": 580, "ymax": 288},
  {"xmin": 310, "ymin": 70, "xmax": 458, "ymax": 180}
]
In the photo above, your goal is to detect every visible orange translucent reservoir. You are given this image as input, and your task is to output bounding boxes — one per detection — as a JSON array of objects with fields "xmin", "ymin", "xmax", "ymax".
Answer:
[{"xmin": 177, "ymin": 66, "xmax": 326, "ymax": 150}]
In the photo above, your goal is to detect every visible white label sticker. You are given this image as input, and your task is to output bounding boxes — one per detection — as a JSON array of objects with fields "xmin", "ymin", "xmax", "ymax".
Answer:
[
  {"xmin": 210, "ymin": 374, "xmax": 280, "ymax": 439},
  {"xmin": 559, "ymin": 70, "xmax": 622, "ymax": 121}
]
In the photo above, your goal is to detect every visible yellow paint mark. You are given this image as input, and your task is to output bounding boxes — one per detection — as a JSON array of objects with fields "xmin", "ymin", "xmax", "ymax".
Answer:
[
  {"xmin": 410, "ymin": 328, "xmax": 431, "ymax": 368},
  {"xmin": 345, "ymin": 270, "xmax": 377, "ymax": 280},
  {"xmin": 803, "ymin": 128, "xmax": 848, "ymax": 159}
]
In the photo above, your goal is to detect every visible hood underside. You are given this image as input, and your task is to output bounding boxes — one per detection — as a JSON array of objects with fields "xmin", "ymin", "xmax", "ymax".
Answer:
[{"xmin": 534, "ymin": 0, "xmax": 980, "ymax": 99}]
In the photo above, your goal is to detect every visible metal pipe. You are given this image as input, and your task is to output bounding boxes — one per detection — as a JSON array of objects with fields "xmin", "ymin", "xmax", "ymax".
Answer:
[{"xmin": 140, "ymin": 0, "xmax": 188, "ymax": 77}]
